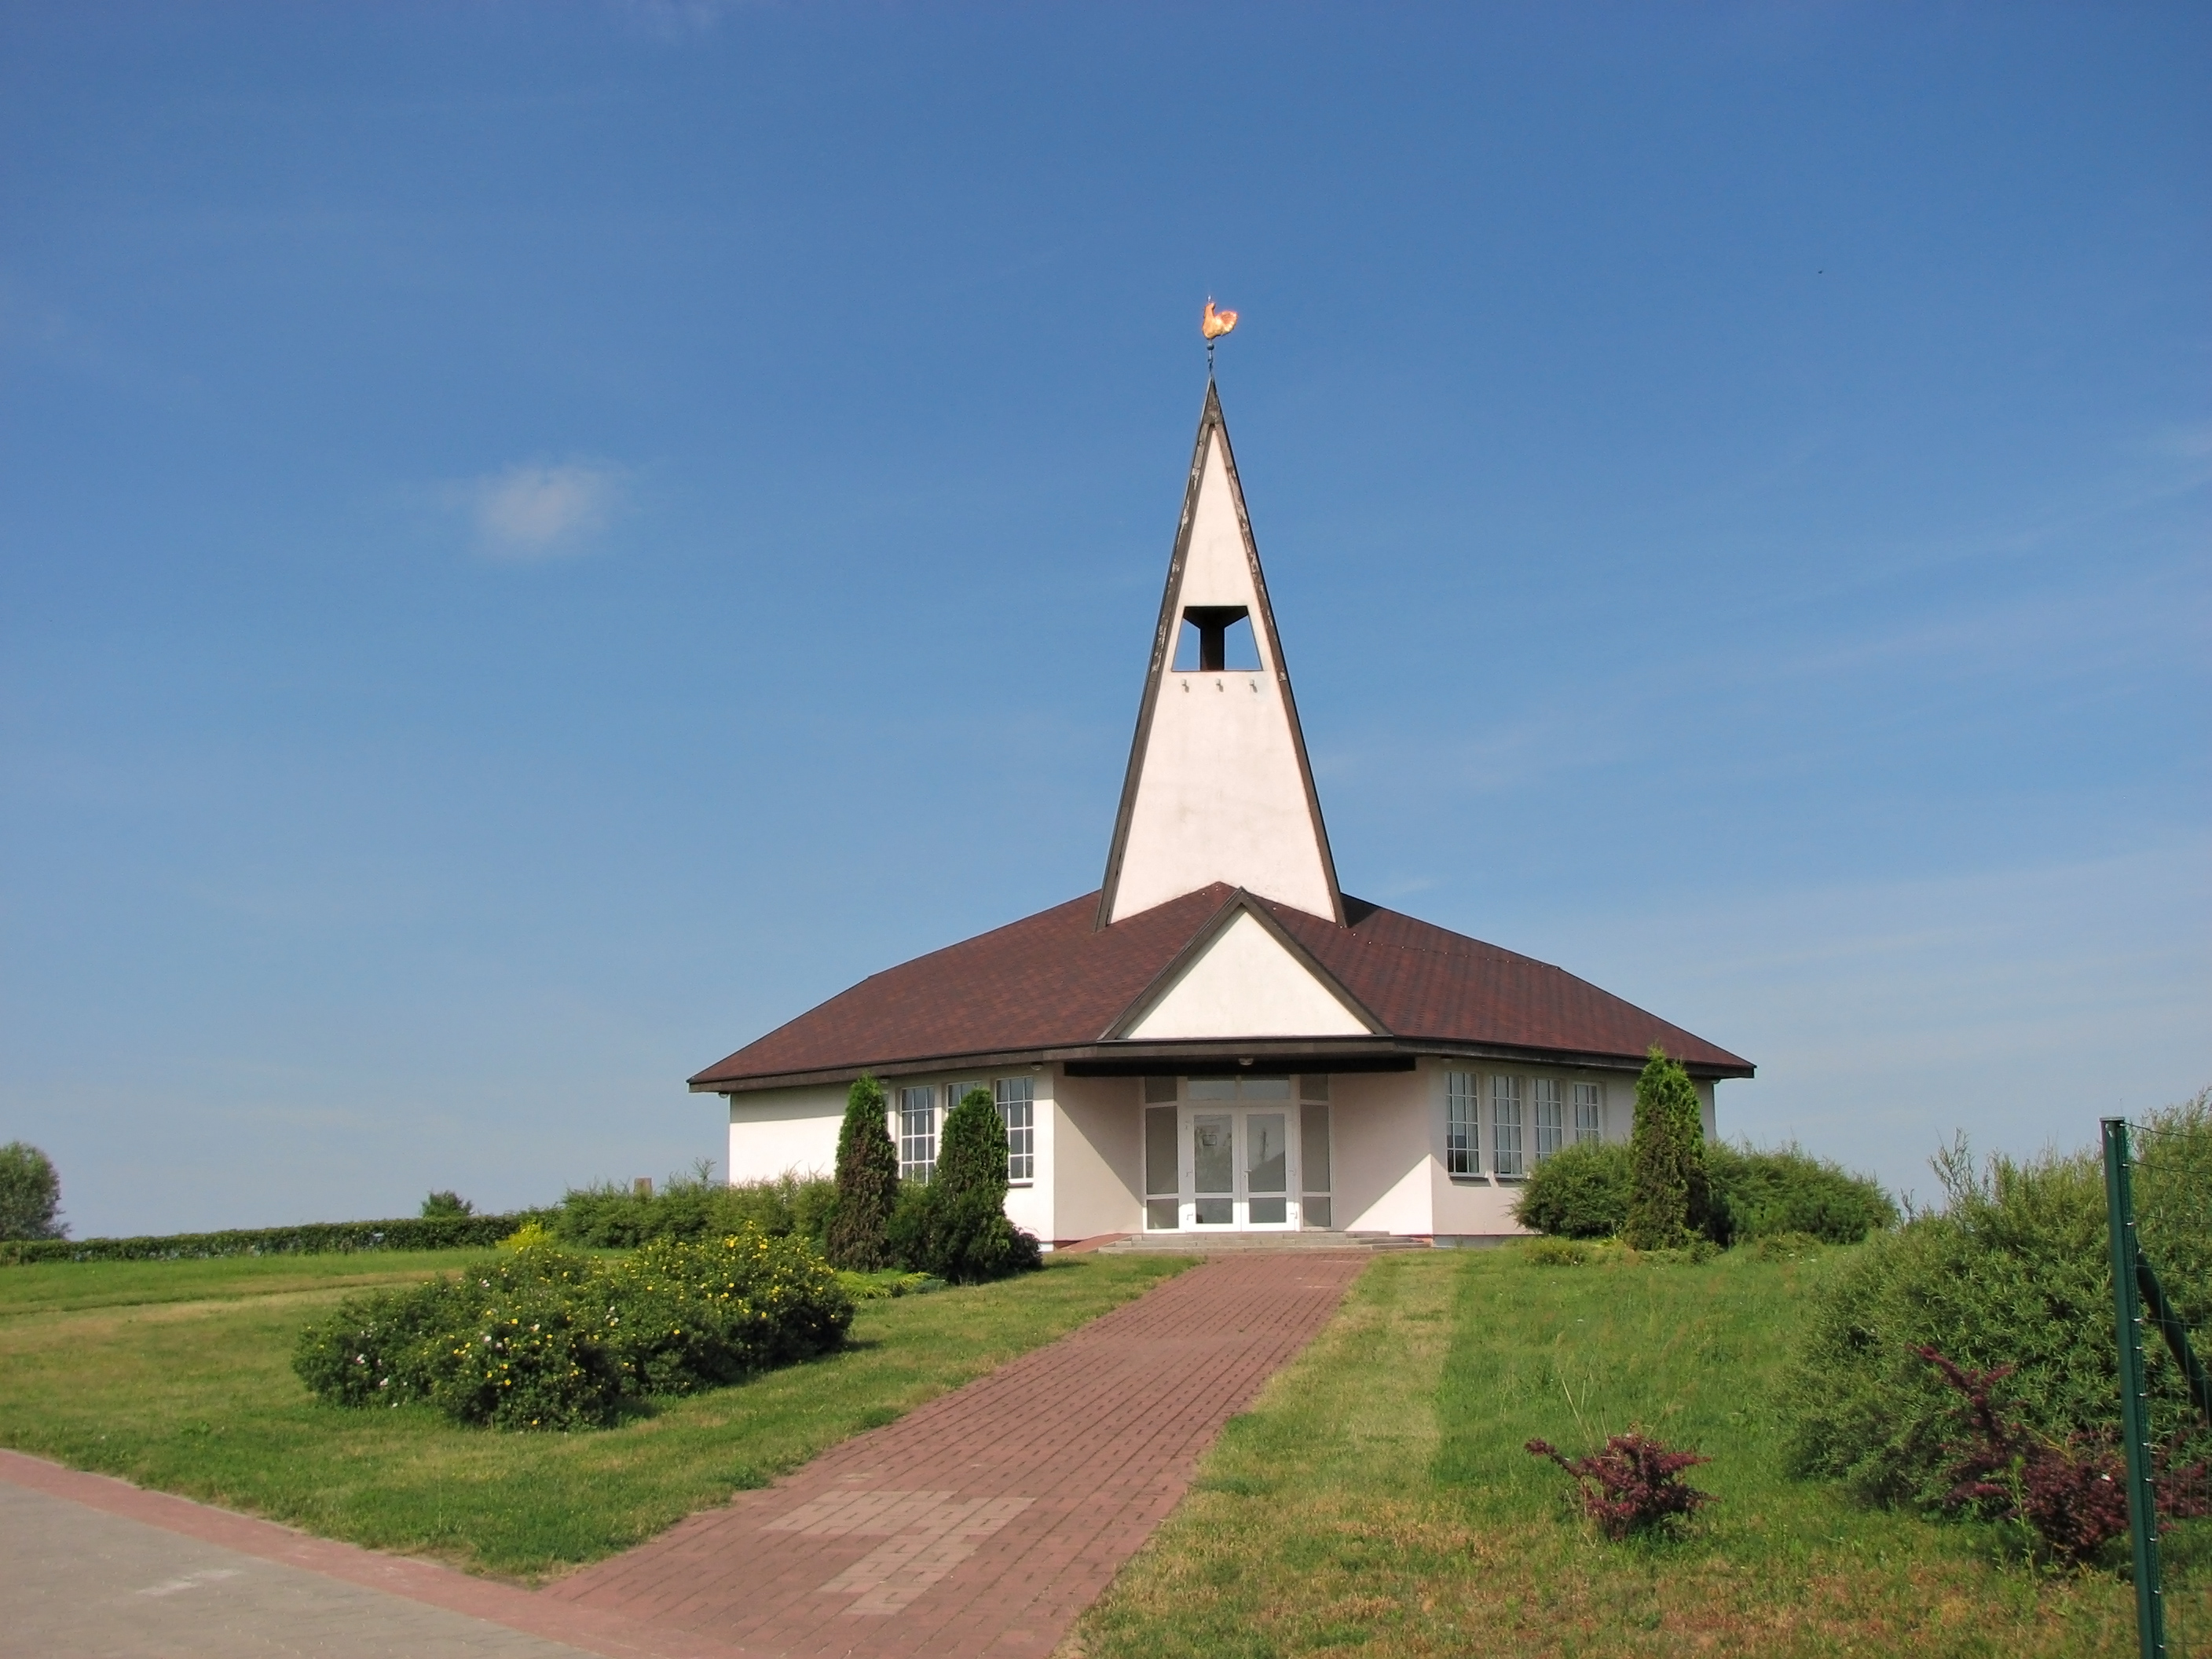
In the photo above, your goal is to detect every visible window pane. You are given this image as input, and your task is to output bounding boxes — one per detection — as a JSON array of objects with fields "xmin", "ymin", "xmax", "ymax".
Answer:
[
  {"xmin": 1195, "ymin": 1197, "xmax": 1233, "ymax": 1225},
  {"xmin": 1249, "ymin": 1197, "xmax": 1288, "ymax": 1224},
  {"xmin": 897, "ymin": 1086, "xmax": 937, "ymax": 1182},
  {"xmin": 1302, "ymin": 1196, "xmax": 1332, "ymax": 1229},
  {"xmin": 1533, "ymin": 1078, "xmax": 1563, "ymax": 1163},
  {"xmin": 1145, "ymin": 1198, "xmax": 1179, "ymax": 1231},
  {"xmin": 1192, "ymin": 1114, "xmax": 1234, "ymax": 1194},
  {"xmin": 1301, "ymin": 1104, "xmax": 1331, "ymax": 1195},
  {"xmin": 1298, "ymin": 1074, "xmax": 1331, "ymax": 1102},
  {"xmin": 1573, "ymin": 1082, "xmax": 1604, "ymax": 1143},
  {"xmin": 1144, "ymin": 1075, "xmax": 1178, "ymax": 1104},
  {"xmin": 1247, "ymin": 1113, "xmax": 1288, "ymax": 1194},
  {"xmin": 1239, "ymin": 1076, "xmax": 1291, "ymax": 1101},
  {"xmin": 1446, "ymin": 1071, "xmax": 1478, "ymax": 1177},
  {"xmin": 1144, "ymin": 1107, "xmax": 1178, "ymax": 1197},
  {"xmin": 947, "ymin": 1082, "xmax": 983, "ymax": 1114},
  {"xmin": 1188, "ymin": 1078, "xmax": 1237, "ymax": 1101},
  {"xmin": 1492, "ymin": 1076, "xmax": 1525, "ymax": 1178},
  {"xmin": 995, "ymin": 1077, "xmax": 1035, "ymax": 1183}
]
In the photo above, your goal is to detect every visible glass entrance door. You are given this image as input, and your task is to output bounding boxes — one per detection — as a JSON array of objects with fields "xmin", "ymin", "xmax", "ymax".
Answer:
[
  {"xmin": 1143, "ymin": 1076, "xmax": 1333, "ymax": 1232},
  {"xmin": 1182, "ymin": 1094, "xmax": 1298, "ymax": 1229}
]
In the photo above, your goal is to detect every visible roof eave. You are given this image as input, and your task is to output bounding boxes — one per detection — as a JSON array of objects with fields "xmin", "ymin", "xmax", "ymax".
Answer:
[{"xmin": 694, "ymin": 1035, "xmax": 1754, "ymax": 1094}]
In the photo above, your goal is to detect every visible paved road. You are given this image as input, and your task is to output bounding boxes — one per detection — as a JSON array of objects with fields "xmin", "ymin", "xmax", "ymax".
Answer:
[{"xmin": 0, "ymin": 1479, "xmax": 598, "ymax": 1659}]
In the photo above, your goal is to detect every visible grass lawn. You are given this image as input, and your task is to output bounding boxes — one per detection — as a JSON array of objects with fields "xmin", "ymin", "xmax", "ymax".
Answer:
[
  {"xmin": 0, "ymin": 1247, "xmax": 1188, "ymax": 1582},
  {"xmin": 1073, "ymin": 1246, "xmax": 2210, "ymax": 1659}
]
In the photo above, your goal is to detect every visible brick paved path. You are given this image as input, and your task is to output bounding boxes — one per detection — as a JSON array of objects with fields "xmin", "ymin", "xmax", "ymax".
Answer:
[{"xmin": 546, "ymin": 1251, "xmax": 1369, "ymax": 1657}]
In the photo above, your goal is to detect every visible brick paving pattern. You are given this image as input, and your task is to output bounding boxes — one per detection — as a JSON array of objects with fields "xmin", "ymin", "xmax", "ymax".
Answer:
[{"xmin": 546, "ymin": 1251, "xmax": 1369, "ymax": 1657}]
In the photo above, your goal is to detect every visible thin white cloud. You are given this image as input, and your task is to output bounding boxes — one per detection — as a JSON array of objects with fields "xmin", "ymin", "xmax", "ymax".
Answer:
[{"xmin": 462, "ymin": 460, "xmax": 627, "ymax": 558}]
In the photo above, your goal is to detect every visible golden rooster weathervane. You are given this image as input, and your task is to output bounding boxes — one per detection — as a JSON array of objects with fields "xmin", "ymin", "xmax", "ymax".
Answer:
[{"xmin": 1202, "ymin": 298, "xmax": 1238, "ymax": 377}]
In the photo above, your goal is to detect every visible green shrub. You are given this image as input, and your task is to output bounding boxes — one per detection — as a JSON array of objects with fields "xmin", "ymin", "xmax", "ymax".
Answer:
[
  {"xmin": 826, "ymin": 1075, "xmax": 899, "ymax": 1270},
  {"xmin": 1624, "ymin": 1049, "xmax": 1714, "ymax": 1250},
  {"xmin": 423, "ymin": 1280, "xmax": 628, "ymax": 1431},
  {"xmin": 1750, "ymin": 1231, "xmax": 1827, "ymax": 1262},
  {"xmin": 1785, "ymin": 1089, "xmax": 2212, "ymax": 1511},
  {"xmin": 293, "ymin": 1225, "xmax": 853, "ymax": 1430},
  {"xmin": 554, "ymin": 1166, "xmax": 835, "ymax": 1250},
  {"xmin": 1706, "ymin": 1143, "xmax": 1895, "ymax": 1244},
  {"xmin": 599, "ymin": 1232, "xmax": 853, "ymax": 1395},
  {"xmin": 1514, "ymin": 1141, "xmax": 1630, "ymax": 1239},
  {"xmin": 1517, "ymin": 1137, "xmax": 1893, "ymax": 1249},
  {"xmin": 836, "ymin": 1269, "xmax": 943, "ymax": 1301},
  {"xmin": 419, "ymin": 1191, "xmax": 474, "ymax": 1218},
  {"xmin": 885, "ymin": 1178, "xmax": 935, "ymax": 1274},
  {"xmin": 292, "ymin": 1276, "xmax": 475, "ymax": 1409},
  {"xmin": 1520, "ymin": 1236, "xmax": 1593, "ymax": 1266},
  {"xmin": 886, "ymin": 1092, "xmax": 1042, "ymax": 1284},
  {"xmin": 0, "ymin": 1143, "xmax": 64, "ymax": 1242}
]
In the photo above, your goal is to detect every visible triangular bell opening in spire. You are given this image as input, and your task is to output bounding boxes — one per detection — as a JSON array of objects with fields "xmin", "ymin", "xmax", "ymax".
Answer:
[{"xmin": 1095, "ymin": 384, "xmax": 1344, "ymax": 929}]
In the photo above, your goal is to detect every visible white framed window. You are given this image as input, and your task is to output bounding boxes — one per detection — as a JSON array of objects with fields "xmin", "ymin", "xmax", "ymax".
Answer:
[
  {"xmin": 946, "ymin": 1080, "xmax": 984, "ymax": 1115},
  {"xmin": 898, "ymin": 1085, "xmax": 937, "ymax": 1182},
  {"xmin": 994, "ymin": 1077, "xmax": 1035, "ymax": 1183},
  {"xmin": 1533, "ymin": 1077, "xmax": 1564, "ymax": 1163},
  {"xmin": 1573, "ymin": 1082, "xmax": 1605, "ymax": 1144},
  {"xmin": 1445, "ymin": 1071, "xmax": 1480, "ymax": 1177},
  {"xmin": 1492, "ymin": 1075, "xmax": 1525, "ymax": 1178}
]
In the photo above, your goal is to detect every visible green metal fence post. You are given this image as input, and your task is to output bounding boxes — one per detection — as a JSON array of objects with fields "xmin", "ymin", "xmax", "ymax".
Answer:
[{"xmin": 2104, "ymin": 1115, "xmax": 2165, "ymax": 1659}]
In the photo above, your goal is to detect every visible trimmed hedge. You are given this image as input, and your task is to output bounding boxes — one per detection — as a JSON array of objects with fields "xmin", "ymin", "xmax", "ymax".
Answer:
[
  {"xmin": 0, "ymin": 1210, "xmax": 554, "ymax": 1266},
  {"xmin": 554, "ymin": 1173, "xmax": 836, "ymax": 1250},
  {"xmin": 293, "ymin": 1227, "xmax": 853, "ymax": 1430}
]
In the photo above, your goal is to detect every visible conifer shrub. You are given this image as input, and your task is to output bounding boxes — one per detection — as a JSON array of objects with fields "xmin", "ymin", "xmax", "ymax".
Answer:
[
  {"xmin": 826, "ymin": 1074, "xmax": 899, "ymax": 1271},
  {"xmin": 1785, "ymin": 1090, "xmax": 2212, "ymax": 1511},
  {"xmin": 888, "ymin": 1090, "xmax": 1042, "ymax": 1284},
  {"xmin": 420, "ymin": 1190, "xmax": 474, "ymax": 1218},
  {"xmin": 1623, "ymin": 1049, "xmax": 1713, "ymax": 1250},
  {"xmin": 293, "ymin": 1225, "xmax": 853, "ymax": 1430}
]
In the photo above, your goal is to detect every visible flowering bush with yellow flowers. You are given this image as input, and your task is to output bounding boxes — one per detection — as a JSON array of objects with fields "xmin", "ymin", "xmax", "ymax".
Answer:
[
  {"xmin": 598, "ymin": 1232, "xmax": 853, "ymax": 1396},
  {"xmin": 292, "ymin": 1225, "xmax": 853, "ymax": 1430}
]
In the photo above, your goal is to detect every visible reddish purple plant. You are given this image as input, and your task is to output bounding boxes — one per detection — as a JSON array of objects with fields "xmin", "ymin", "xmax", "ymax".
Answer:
[
  {"xmin": 1525, "ymin": 1430, "xmax": 1716, "ymax": 1539},
  {"xmin": 1914, "ymin": 1346, "xmax": 2210, "ymax": 1565}
]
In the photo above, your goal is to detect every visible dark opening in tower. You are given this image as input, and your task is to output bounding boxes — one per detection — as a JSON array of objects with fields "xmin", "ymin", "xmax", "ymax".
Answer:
[{"xmin": 1174, "ymin": 606, "xmax": 1260, "ymax": 672}]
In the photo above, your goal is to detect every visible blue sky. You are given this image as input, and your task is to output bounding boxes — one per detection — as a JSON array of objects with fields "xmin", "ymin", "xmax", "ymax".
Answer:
[{"xmin": 2, "ymin": 3, "xmax": 2205, "ymax": 1236}]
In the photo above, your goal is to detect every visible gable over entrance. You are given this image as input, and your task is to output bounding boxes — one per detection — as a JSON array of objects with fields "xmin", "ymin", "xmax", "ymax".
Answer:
[{"xmin": 1115, "ymin": 900, "xmax": 1376, "ymax": 1041}]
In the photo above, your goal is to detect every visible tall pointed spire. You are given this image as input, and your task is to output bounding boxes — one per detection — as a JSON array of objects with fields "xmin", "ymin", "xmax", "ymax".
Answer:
[{"xmin": 1096, "ymin": 384, "xmax": 1344, "ymax": 928}]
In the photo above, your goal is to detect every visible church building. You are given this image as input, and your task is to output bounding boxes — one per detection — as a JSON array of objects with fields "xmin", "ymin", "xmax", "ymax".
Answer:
[{"xmin": 691, "ymin": 385, "xmax": 1752, "ymax": 1246}]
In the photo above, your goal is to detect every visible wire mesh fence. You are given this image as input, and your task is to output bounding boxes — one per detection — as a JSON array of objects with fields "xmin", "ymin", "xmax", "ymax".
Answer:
[{"xmin": 2112, "ymin": 1113, "xmax": 2212, "ymax": 1657}]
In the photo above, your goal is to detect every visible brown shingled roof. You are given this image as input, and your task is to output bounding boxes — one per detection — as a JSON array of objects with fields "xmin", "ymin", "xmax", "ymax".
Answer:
[{"xmin": 689, "ymin": 888, "xmax": 1752, "ymax": 1091}]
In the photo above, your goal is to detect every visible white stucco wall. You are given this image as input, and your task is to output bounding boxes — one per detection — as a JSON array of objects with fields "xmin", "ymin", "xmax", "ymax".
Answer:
[
  {"xmin": 725, "ymin": 1083, "xmax": 846, "ymax": 1184},
  {"xmin": 1328, "ymin": 1070, "xmax": 1435, "ymax": 1236},
  {"xmin": 1125, "ymin": 911, "xmax": 1368, "ymax": 1039},
  {"xmin": 1051, "ymin": 1071, "xmax": 1144, "ymax": 1241},
  {"xmin": 1107, "ymin": 431, "xmax": 1337, "ymax": 923}
]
